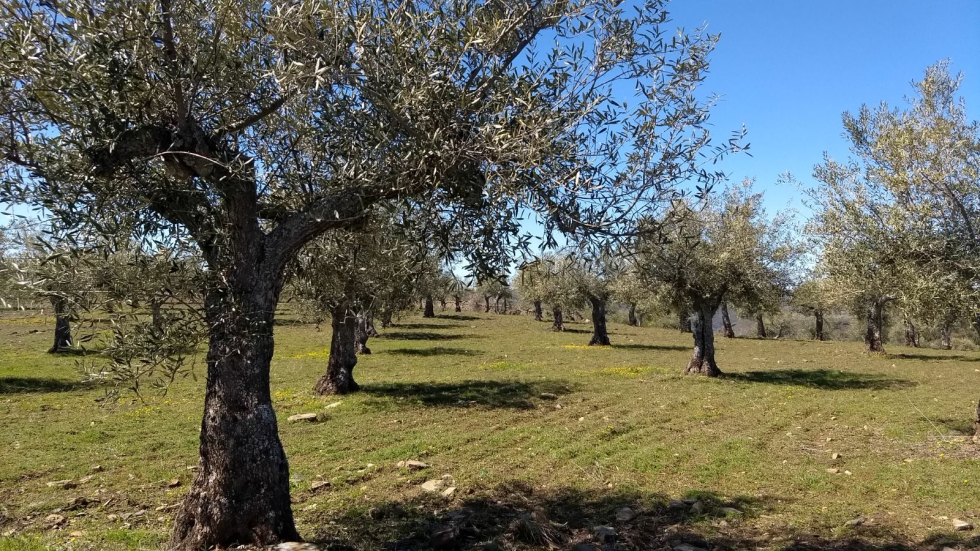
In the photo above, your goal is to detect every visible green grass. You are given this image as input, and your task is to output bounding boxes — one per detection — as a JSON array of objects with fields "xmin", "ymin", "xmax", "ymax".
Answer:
[{"xmin": 1, "ymin": 311, "xmax": 979, "ymax": 550}]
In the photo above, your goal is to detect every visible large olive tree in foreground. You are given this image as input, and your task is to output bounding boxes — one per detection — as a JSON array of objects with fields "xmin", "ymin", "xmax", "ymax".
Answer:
[{"xmin": 0, "ymin": 1, "xmax": 737, "ymax": 547}]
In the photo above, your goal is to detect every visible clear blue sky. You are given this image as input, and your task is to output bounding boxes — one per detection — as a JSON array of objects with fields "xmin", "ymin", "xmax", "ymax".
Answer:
[{"xmin": 665, "ymin": 0, "xmax": 980, "ymax": 216}]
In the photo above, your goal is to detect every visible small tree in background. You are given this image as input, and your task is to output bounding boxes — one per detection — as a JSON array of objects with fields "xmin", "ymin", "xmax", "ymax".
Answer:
[{"xmin": 790, "ymin": 276, "xmax": 835, "ymax": 341}]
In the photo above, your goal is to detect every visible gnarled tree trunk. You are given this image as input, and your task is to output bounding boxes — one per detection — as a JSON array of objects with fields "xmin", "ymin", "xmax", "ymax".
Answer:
[
  {"xmin": 864, "ymin": 301, "xmax": 886, "ymax": 353},
  {"xmin": 454, "ymin": 295, "xmax": 462, "ymax": 312},
  {"xmin": 686, "ymin": 299, "xmax": 722, "ymax": 377},
  {"xmin": 940, "ymin": 321, "xmax": 953, "ymax": 350},
  {"xmin": 551, "ymin": 306, "xmax": 565, "ymax": 332},
  {"xmin": 814, "ymin": 310, "xmax": 825, "ymax": 341},
  {"xmin": 170, "ymin": 265, "xmax": 299, "ymax": 550},
  {"xmin": 755, "ymin": 314, "xmax": 767, "ymax": 338},
  {"xmin": 379, "ymin": 308, "xmax": 393, "ymax": 329},
  {"xmin": 587, "ymin": 295, "xmax": 610, "ymax": 346},
  {"xmin": 627, "ymin": 302, "xmax": 638, "ymax": 326},
  {"xmin": 314, "ymin": 304, "xmax": 359, "ymax": 395},
  {"xmin": 48, "ymin": 295, "xmax": 72, "ymax": 353},
  {"xmin": 355, "ymin": 312, "xmax": 372, "ymax": 355},
  {"xmin": 533, "ymin": 300, "xmax": 543, "ymax": 321},
  {"xmin": 365, "ymin": 312, "xmax": 379, "ymax": 337},
  {"xmin": 720, "ymin": 302, "xmax": 735, "ymax": 338},
  {"xmin": 904, "ymin": 320, "xmax": 920, "ymax": 347},
  {"xmin": 439, "ymin": 298, "xmax": 446, "ymax": 311},
  {"xmin": 679, "ymin": 310, "xmax": 692, "ymax": 333},
  {"xmin": 423, "ymin": 295, "xmax": 435, "ymax": 318},
  {"xmin": 150, "ymin": 298, "xmax": 164, "ymax": 330},
  {"xmin": 484, "ymin": 296, "xmax": 491, "ymax": 313}
]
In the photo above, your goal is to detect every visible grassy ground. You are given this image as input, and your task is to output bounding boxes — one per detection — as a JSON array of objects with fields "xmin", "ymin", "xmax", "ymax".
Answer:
[{"xmin": 1, "ymin": 310, "xmax": 979, "ymax": 550}]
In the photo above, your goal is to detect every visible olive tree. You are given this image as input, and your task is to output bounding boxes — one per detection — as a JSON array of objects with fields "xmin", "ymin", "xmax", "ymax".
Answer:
[
  {"xmin": 637, "ymin": 181, "xmax": 796, "ymax": 375},
  {"xmin": 0, "ymin": 1, "xmax": 739, "ymax": 547},
  {"xmin": 790, "ymin": 276, "xmax": 835, "ymax": 341},
  {"xmin": 807, "ymin": 62, "xmax": 978, "ymax": 355}
]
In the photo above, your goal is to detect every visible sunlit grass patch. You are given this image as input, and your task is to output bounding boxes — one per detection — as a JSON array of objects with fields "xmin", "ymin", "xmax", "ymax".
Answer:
[
  {"xmin": 596, "ymin": 365, "xmax": 653, "ymax": 378},
  {"xmin": 562, "ymin": 344, "xmax": 610, "ymax": 349},
  {"xmin": 291, "ymin": 347, "xmax": 331, "ymax": 359},
  {"xmin": 480, "ymin": 360, "xmax": 527, "ymax": 370}
]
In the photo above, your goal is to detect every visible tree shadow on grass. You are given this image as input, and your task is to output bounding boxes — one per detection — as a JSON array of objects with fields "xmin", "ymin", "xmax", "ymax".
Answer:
[
  {"xmin": 392, "ymin": 323, "xmax": 461, "ymax": 330},
  {"xmin": 300, "ymin": 480, "xmax": 951, "ymax": 550},
  {"xmin": 894, "ymin": 352, "xmax": 979, "ymax": 362},
  {"xmin": 727, "ymin": 369, "xmax": 915, "ymax": 391},
  {"xmin": 614, "ymin": 343, "xmax": 688, "ymax": 352},
  {"xmin": 934, "ymin": 417, "xmax": 975, "ymax": 436},
  {"xmin": 386, "ymin": 347, "xmax": 481, "ymax": 357},
  {"xmin": 0, "ymin": 377, "xmax": 82, "ymax": 394},
  {"xmin": 380, "ymin": 331, "xmax": 479, "ymax": 341},
  {"xmin": 360, "ymin": 380, "xmax": 574, "ymax": 410},
  {"xmin": 437, "ymin": 315, "xmax": 481, "ymax": 321}
]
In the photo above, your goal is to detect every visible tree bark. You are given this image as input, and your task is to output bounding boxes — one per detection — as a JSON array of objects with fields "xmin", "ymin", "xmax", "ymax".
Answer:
[
  {"xmin": 720, "ymin": 302, "xmax": 735, "ymax": 338},
  {"xmin": 551, "ymin": 306, "xmax": 565, "ymax": 332},
  {"xmin": 439, "ymin": 298, "xmax": 446, "ymax": 311},
  {"xmin": 365, "ymin": 312, "xmax": 379, "ymax": 337},
  {"xmin": 315, "ymin": 304, "xmax": 360, "ymax": 395},
  {"xmin": 484, "ymin": 296, "xmax": 491, "ymax": 313},
  {"xmin": 587, "ymin": 295, "xmax": 611, "ymax": 346},
  {"xmin": 940, "ymin": 321, "xmax": 953, "ymax": 350},
  {"xmin": 686, "ymin": 300, "xmax": 722, "ymax": 377},
  {"xmin": 814, "ymin": 310, "xmax": 825, "ymax": 341},
  {"xmin": 864, "ymin": 301, "xmax": 886, "ymax": 353},
  {"xmin": 355, "ymin": 312, "xmax": 372, "ymax": 355},
  {"xmin": 48, "ymin": 296, "xmax": 72, "ymax": 353},
  {"xmin": 533, "ymin": 300, "xmax": 543, "ymax": 322},
  {"xmin": 679, "ymin": 310, "xmax": 692, "ymax": 333},
  {"xmin": 150, "ymin": 298, "xmax": 164, "ymax": 330},
  {"xmin": 170, "ymin": 270, "xmax": 299, "ymax": 550},
  {"xmin": 454, "ymin": 295, "xmax": 462, "ymax": 312},
  {"xmin": 380, "ymin": 308, "xmax": 393, "ymax": 329},
  {"xmin": 755, "ymin": 314, "xmax": 767, "ymax": 338},
  {"xmin": 423, "ymin": 295, "xmax": 435, "ymax": 318},
  {"xmin": 627, "ymin": 302, "xmax": 638, "ymax": 326},
  {"xmin": 904, "ymin": 320, "xmax": 920, "ymax": 347},
  {"xmin": 974, "ymin": 398, "xmax": 980, "ymax": 441}
]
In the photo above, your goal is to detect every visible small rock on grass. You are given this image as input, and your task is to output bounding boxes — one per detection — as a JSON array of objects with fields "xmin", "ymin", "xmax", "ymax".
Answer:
[
  {"xmin": 719, "ymin": 507, "xmax": 742, "ymax": 517},
  {"xmin": 953, "ymin": 518, "xmax": 973, "ymax": 531},
  {"xmin": 690, "ymin": 501, "xmax": 705, "ymax": 514},
  {"xmin": 45, "ymin": 479, "xmax": 75, "ymax": 489},
  {"xmin": 592, "ymin": 525, "xmax": 617, "ymax": 543},
  {"xmin": 844, "ymin": 516, "xmax": 865, "ymax": 527},
  {"xmin": 287, "ymin": 413, "xmax": 319, "ymax": 423},
  {"xmin": 826, "ymin": 468, "xmax": 840, "ymax": 474},
  {"xmin": 539, "ymin": 393, "xmax": 558, "ymax": 400},
  {"xmin": 421, "ymin": 475, "xmax": 455, "ymax": 493},
  {"xmin": 310, "ymin": 480, "xmax": 330, "ymax": 491},
  {"xmin": 396, "ymin": 460, "xmax": 430, "ymax": 471},
  {"xmin": 615, "ymin": 506, "xmax": 636, "ymax": 522},
  {"xmin": 668, "ymin": 499, "xmax": 687, "ymax": 510},
  {"xmin": 44, "ymin": 514, "xmax": 66, "ymax": 528}
]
